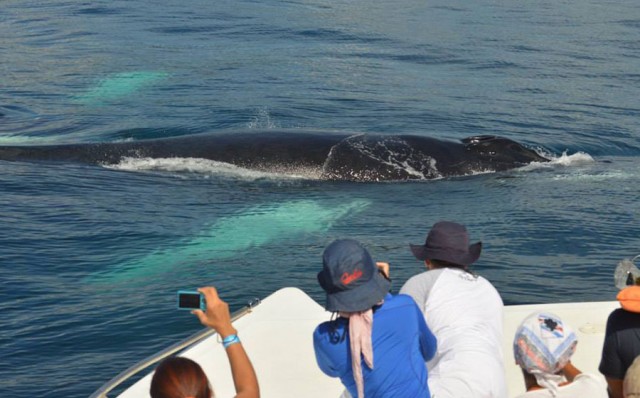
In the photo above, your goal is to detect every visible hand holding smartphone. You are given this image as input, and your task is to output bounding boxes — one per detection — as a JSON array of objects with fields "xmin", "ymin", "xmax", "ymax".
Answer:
[
  {"xmin": 193, "ymin": 287, "xmax": 237, "ymax": 338},
  {"xmin": 179, "ymin": 287, "xmax": 258, "ymax": 397},
  {"xmin": 177, "ymin": 290, "xmax": 206, "ymax": 311}
]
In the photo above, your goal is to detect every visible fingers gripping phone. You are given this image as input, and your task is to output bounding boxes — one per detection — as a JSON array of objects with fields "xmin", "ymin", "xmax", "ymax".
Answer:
[{"xmin": 177, "ymin": 290, "xmax": 206, "ymax": 311}]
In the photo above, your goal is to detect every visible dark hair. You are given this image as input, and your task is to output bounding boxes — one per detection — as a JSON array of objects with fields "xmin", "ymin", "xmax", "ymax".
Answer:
[
  {"xmin": 429, "ymin": 258, "xmax": 465, "ymax": 269},
  {"xmin": 150, "ymin": 356, "xmax": 213, "ymax": 398},
  {"xmin": 429, "ymin": 259, "xmax": 476, "ymax": 275}
]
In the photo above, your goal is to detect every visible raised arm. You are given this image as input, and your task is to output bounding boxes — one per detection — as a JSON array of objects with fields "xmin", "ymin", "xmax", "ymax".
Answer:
[{"xmin": 193, "ymin": 286, "xmax": 260, "ymax": 398}]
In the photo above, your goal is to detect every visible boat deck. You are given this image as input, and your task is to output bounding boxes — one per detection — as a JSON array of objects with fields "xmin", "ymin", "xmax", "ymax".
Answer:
[{"xmin": 113, "ymin": 287, "xmax": 618, "ymax": 398}]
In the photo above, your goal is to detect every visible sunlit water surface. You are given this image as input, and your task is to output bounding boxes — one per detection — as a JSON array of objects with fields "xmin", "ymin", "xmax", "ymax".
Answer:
[{"xmin": 1, "ymin": 0, "xmax": 639, "ymax": 396}]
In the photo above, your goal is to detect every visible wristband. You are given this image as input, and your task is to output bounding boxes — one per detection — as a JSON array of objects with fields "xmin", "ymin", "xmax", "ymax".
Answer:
[{"xmin": 222, "ymin": 334, "xmax": 240, "ymax": 349}]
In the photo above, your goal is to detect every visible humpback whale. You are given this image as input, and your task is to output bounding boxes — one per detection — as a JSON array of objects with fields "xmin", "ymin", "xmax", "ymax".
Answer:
[{"xmin": 0, "ymin": 130, "xmax": 549, "ymax": 181}]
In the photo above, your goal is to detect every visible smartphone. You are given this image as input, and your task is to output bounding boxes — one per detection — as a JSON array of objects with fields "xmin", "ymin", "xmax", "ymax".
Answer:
[{"xmin": 177, "ymin": 290, "xmax": 206, "ymax": 311}]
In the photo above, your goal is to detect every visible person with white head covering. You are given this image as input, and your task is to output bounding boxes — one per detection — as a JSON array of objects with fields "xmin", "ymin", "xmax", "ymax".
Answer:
[{"xmin": 513, "ymin": 311, "xmax": 607, "ymax": 397}]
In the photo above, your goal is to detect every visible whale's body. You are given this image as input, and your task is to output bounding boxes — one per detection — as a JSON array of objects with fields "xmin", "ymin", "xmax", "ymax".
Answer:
[{"xmin": 0, "ymin": 130, "xmax": 549, "ymax": 181}]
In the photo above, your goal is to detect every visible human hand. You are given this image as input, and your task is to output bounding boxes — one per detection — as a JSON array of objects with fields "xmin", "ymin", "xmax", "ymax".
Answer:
[
  {"xmin": 376, "ymin": 262, "xmax": 390, "ymax": 279},
  {"xmin": 191, "ymin": 286, "xmax": 237, "ymax": 338}
]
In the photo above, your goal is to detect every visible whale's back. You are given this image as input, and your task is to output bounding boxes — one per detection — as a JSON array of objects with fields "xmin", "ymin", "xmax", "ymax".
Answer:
[{"xmin": 0, "ymin": 131, "xmax": 549, "ymax": 181}]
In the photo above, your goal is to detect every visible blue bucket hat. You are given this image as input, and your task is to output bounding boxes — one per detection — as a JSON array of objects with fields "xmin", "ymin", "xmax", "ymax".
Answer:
[{"xmin": 317, "ymin": 239, "xmax": 391, "ymax": 312}]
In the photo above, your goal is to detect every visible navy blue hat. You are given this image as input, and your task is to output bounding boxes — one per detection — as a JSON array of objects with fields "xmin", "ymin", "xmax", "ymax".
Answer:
[
  {"xmin": 317, "ymin": 239, "xmax": 391, "ymax": 312},
  {"xmin": 410, "ymin": 221, "xmax": 482, "ymax": 266}
]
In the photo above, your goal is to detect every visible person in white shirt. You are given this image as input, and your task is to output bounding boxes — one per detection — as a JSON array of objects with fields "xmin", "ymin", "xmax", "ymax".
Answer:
[
  {"xmin": 512, "ymin": 311, "xmax": 608, "ymax": 398},
  {"xmin": 400, "ymin": 221, "xmax": 507, "ymax": 398}
]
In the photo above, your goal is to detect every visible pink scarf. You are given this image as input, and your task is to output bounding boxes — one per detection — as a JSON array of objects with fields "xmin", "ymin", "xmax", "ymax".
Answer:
[{"xmin": 339, "ymin": 309, "xmax": 374, "ymax": 398}]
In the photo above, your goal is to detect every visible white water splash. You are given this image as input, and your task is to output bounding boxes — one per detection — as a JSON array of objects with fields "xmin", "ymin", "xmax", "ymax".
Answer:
[
  {"xmin": 105, "ymin": 157, "xmax": 322, "ymax": 180},
  {"xmin": 517, "ymin": 151, "xmax": 595, "ymax": 171},
  {"xmin": 247, "ymin": 107, "xmax": 278, "ymax": 129}
]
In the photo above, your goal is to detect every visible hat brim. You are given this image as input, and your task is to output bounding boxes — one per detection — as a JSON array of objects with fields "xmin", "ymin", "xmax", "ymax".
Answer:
[
  {"xmin": 324, "ymin": 271, "xmax": 391, "ymax": 312},
  {"xmin": 410, "ymin": 242, "xmax": 482, "ymax": 266}
]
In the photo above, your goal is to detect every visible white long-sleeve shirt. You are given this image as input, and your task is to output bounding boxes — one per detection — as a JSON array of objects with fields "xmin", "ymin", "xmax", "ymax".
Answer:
[{"xmin": 401, "ymin": 267, "xmax": 507, "ymax": 398}]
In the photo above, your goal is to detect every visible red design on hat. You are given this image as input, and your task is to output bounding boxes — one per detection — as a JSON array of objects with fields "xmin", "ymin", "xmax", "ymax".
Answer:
[{"xmin": 341, "ymin": 269, "xmax": 363, "ymax": 285}]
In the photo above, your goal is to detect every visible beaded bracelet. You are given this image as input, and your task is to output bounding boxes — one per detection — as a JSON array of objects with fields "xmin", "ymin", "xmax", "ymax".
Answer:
[{"xmin": 222, "ymin": 334, "xmax": 241, "ymax": 349}]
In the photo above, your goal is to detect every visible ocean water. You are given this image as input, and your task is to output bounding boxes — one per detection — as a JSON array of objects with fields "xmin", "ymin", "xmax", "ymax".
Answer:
[{"xmin": 1, "ymin": 0, "xmax": 640, "ymax": 396}]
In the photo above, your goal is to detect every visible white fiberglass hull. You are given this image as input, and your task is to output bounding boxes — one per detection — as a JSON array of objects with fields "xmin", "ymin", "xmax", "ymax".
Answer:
[{"xmin": 111, "ymin": 288, "xmax": 618, "ymax": 398}]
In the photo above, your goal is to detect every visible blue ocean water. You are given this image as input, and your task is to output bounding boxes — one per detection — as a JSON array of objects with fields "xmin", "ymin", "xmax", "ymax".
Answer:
[{"xmin": 1, "ymin": 0, "xmax": 640, "ymax": 396}]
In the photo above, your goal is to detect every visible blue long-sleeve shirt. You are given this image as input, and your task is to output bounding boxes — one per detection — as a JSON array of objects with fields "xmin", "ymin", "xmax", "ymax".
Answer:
[{"xmin": 313, "ymin": 293, "xmax": 437, "ymax": 398}]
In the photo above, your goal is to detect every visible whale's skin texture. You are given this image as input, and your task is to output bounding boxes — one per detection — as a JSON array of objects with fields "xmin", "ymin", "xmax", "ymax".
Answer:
[{"xmin": 0, "ymin": 130, "xmax": 549, "ymax": 181}]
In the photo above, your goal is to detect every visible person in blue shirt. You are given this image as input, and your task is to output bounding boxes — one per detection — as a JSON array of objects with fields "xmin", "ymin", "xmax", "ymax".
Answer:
[{"xmin": 313, "ymin": 239, "xmax": 437, "ymax": 398}]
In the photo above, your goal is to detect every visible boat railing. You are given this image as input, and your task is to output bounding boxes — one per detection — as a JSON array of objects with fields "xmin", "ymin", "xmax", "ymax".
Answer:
[{"xmin": 89, "ymin": 297, "xmax": 262, "ymax": 398}]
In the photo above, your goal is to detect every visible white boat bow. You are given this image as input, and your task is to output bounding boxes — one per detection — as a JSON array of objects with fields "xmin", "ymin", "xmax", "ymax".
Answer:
[{"xmin": 93, "ymin": 287, "xmax": 618, "ymax": 398}]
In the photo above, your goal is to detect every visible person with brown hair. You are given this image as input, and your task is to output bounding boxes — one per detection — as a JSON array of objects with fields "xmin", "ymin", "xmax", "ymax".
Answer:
[
  {"xmin": 151, "ymin": 356, "xmax": 213, "ymax": 398},
  {"xmin": 150, "ymin": 286, "xmax": 259, "ymax": 398}
]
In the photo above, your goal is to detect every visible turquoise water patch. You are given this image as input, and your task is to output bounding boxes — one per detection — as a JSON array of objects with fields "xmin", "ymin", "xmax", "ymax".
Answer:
[
  {"xmin": 0, "ymin": 135, "xmax": 59, "ymax": 145},
  {"xmin": 76, "ymin": 71, "xmax": 169, "ymax": 105},
  {"xmin": 89, "ymin": 199, "xmax": 371, "ymax": 283}
]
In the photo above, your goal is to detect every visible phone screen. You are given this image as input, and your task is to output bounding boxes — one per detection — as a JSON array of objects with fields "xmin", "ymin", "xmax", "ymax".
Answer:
[{"xmin": 178, "ymin": 292, "xmax": 202, "ymax": 309}]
